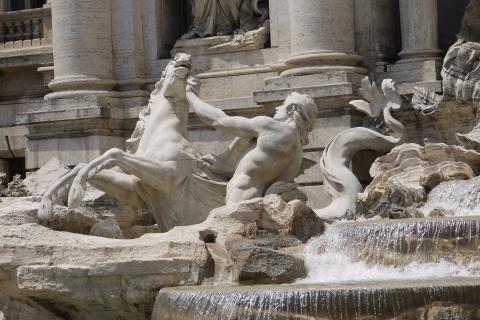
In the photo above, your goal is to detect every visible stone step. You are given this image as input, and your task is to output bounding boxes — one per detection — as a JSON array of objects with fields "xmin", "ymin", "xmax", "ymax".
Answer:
[{"xmin": 153, "ymin": 277, "xmax": 480, "ymax": 320}]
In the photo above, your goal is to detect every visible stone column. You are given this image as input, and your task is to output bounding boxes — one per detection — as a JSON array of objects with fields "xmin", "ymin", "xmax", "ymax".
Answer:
[
  {"xmin": 398, "ymin": 0, "xmax": 441, "ymax": 61},
  {"xmin": 256, "ymin": 0, "xmax": 366, "ymax": 107},
  {"xmin": 111, "ymin": 0, "xmax": 147, "ymax": 93},
  {"xmin": 282, "ymin": 0, "xmax": 363, "ymax": 76},
  {"xmin": 46, "ymin": 0, "xmax": 115, "ymax": 100},
  {"xmin": 355, "ymin": 0, "xmax": 400, "ymax": 74}
]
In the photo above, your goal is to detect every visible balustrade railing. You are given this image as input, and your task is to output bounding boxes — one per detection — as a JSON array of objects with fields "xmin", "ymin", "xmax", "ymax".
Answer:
[{"xmin": 0, "ymin": 7, "xmax": 51, "ymax": 49}]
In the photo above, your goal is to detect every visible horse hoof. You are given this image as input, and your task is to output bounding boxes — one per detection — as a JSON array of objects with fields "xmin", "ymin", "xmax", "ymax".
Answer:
[
  {"xmin": 38, "ymin": 198, "xmax": 53, "ymax": 222},
  {"xmin": 68, "ymin": 184, "xmax": 85, "ymax": 209}
]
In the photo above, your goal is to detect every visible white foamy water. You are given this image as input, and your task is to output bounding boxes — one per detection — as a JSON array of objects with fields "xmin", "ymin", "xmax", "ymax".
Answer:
[
  {"xmin": 299, "ymin": 245, "xmax": 480, "ymax": 284},
  {"xmin": 420, "ymin": 176, "xmax": 480, "ymax": 217},
  {"xmin": 298, "ymin": 222, "xmax": 480, "ymax": 284}
]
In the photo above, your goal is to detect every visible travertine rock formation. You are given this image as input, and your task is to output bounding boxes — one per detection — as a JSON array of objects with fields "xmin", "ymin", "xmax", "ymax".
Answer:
[
  {"xmin": 1, "ymin": 175, "xmax": 28, "ymax": 197},
  {"xmin": 193, "ymin": 196, "xmax": 324, "ymax": 284},
  {"xmin": 23, "ymin": 157, "xmax": 70, "ymax": 196},
  {"xmin": 359, "ymin": 143, "xmax": 480, "ymax": 218},
  {"xmin": 0, "ymin": 194, "xmax": 322, "ymax": 319},
  {"xmin": 424, "ymin": 302, "xmax": 479, "ymax": 320},
  {"xmin": 0, "ymin": 212, "xmax": 212, "ymax": 319}
]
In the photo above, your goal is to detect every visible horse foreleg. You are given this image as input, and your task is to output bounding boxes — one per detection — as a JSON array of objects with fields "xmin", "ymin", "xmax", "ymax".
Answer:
[
  {"xmin": 39, "ymin": 161, "xmax": 145, "ymax": 221},
  {"xmin": 68, "ymin": 148, "xmax": 188, "ymax": 210},
  {"xmin": 87, "ymin": 169, "xmax": 145, "ymax": 208}
]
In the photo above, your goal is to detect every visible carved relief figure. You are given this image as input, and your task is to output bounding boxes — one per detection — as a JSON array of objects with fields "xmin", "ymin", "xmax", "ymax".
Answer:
[
  {"xmin": 187, "ymin": 89, "xmax": 318, "ymax": 204},
  {"xmin": 181, "ymin": 0, "xmax": 269, "ymax": 40}
]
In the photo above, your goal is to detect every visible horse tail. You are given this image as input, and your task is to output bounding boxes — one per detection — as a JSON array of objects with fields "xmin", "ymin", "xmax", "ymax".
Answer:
[{"xmin": 37, "ymin": 164, "xmax": 85, "ymax": 221}]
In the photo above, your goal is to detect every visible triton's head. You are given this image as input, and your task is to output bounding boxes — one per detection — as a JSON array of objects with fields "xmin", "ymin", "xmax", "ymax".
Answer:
[{"xmin": 274, "ymin": 92, "xmax": 318, "ymax": 145}]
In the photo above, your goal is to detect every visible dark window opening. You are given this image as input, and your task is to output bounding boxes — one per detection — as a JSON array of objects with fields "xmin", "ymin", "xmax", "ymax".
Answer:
[
  {"xmin": 7, "ymin": 157, "xmax": 26, "ymax": 180},
  {"xmin": 438, "ymin": 0, "xmax": 470, "ymax": 52},
  {"xmin": 4, "ymin": 0, "xmax": 47, "ymax": 12}
]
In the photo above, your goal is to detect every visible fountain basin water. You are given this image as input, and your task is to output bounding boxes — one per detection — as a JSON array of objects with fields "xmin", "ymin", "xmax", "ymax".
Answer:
[
  {"xmin": 299, "ymin": 216, "xmax": 480, "ymax": 285},
  {"xmin": 153, "ymin": 278, "xmax": 480, "ymax": 320},
  {"xmin": 420, "ymin": 176, "xmax": 480, "ymax": 217}
]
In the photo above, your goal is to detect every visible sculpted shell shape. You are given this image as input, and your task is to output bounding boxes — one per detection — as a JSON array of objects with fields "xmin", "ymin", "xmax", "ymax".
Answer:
[{"xmin": 360, "ymin": 143, "xmax": 480, "ymax": 218}]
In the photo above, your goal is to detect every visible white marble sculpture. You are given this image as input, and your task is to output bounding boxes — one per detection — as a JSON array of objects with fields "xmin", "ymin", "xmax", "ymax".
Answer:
[
  {"xmin": 181, "ymin": 0, "xmax": 269, "ymax": 40},
  {"xmin": 38, "ymin": 54, "xmax": 226, "ymax": 231},
  {"xmin": 316, "ymin": 77, "xmax": 406, "ymax": 219},
  {"xmin": 187, "ymin": 90, "xmax": 318, "ymax": 204},
  {"xmin": 38, "ymin": 53, "xmax": 318, "ymax": 230}
]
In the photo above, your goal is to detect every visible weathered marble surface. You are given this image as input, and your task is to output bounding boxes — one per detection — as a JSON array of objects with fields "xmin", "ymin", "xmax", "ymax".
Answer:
[
  {"xmin": 23, "ymin": 157, "xmax": 70, "ymax": 196},
  {"xmin": 1, "ymin": 175, "xmax": 28, "ymax": 197},
  {"xmin": 173, "ymin": 25, "xmax": 270, "ymax": 56}
]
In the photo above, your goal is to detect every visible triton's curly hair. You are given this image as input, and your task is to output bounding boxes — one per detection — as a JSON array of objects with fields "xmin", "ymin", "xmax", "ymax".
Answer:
[{"xmin": 285, "ymin": 92, "xmax": 318, "ymax": 145}]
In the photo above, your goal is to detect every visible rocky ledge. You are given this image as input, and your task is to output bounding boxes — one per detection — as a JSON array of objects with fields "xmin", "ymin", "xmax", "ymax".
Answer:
[{"xmin": 0, "ymin": 193, "xmax": 323, "ymax": 320}]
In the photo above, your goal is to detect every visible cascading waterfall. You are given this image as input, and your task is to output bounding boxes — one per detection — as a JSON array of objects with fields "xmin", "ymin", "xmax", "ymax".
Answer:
[
  {"xmin": 150, "ymin": 75, "xmax": 480, "ymax": 320},
  {"xmin": 300, "ymin": 217, "xmax": 480, "ymax": 284},
  {"xmin": 420, "ymin": 176, "xmax": 480, "ymax": 216},
  {"xmin": 154, "ymin": 279, "xmax": 480, "ymax": 320},
  {"xmin": 155, "ymin": 217, "xmax": 480, "ymax": 319}
]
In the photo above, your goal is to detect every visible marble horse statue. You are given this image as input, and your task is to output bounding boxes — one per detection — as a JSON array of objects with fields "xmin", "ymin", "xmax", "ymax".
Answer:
[{"xmin": 38, "ymin": 53, "xmax": 226, "ymax": 231}]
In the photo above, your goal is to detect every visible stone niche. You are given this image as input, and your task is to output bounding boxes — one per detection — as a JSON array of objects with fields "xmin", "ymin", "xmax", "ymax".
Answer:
[
  {"xmin": 167, "ymin": 0, "xmax": 271, "ymax": 58},
  {"xmin": 156, "ymin": 0, "xmax": 191, "ymax": 59},
  {"xmin": 157, "ymin": 0, "xmax": 271, "ymax": 58}
]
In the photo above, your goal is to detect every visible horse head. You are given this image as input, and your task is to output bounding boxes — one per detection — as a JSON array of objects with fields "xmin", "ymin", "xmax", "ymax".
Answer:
[
  {"xmin": 126, "ymin": 53, "xmax": 197, "ymax": 153},
  {"xmin": 155, "ymin": 53, "xmax": 198, "ymax": 101}
]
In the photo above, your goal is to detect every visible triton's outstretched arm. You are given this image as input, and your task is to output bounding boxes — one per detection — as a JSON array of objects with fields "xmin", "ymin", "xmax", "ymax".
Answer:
[{"xmin": 186, "ymin": 89, "xmax": 259, "ymax": 138}]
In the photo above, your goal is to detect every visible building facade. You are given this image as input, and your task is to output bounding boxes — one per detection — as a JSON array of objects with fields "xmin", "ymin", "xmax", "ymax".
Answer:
[{"xmin": 0, "ymin": 0, "xmax": 473, "ymax": 209}]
